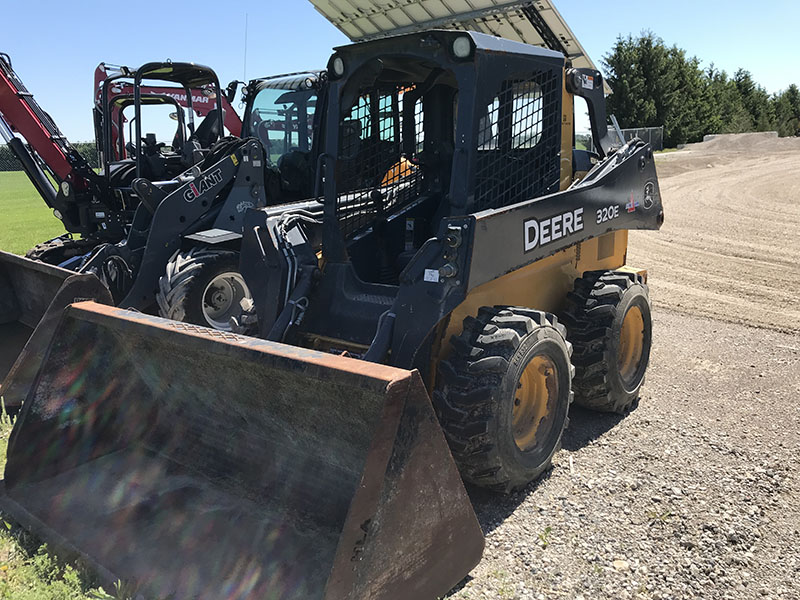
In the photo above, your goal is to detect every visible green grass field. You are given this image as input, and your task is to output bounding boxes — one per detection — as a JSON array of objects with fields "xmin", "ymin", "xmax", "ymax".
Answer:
[
  {"xmin": 0, "ymin": 172, "xmax": 66, "ymax": 255},
  {"xmin": 0, "ymin": 418, "xmax": 117, "ymax": 599}
]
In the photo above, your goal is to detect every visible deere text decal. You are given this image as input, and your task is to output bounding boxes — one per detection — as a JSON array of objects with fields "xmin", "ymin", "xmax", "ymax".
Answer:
[{"xmin": 524, "ymin": 208, "xmax": 584, "ymax": 252}]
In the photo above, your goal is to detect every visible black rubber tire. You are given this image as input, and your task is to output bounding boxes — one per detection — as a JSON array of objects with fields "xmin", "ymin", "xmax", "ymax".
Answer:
[
  {"xmin": 25, "ymin": 234, "xmax": 100, "ymax": 266},
  {"xmin": 560, "ymin": 270, "xmax": 652, "ymax": 414},
  {"xmin": 156, "ymin": 248, "xmax": 249, "ymax": 331},
  {"xmin": 434, "ymin": 307, "xmax": 574, "ymax": 493}
]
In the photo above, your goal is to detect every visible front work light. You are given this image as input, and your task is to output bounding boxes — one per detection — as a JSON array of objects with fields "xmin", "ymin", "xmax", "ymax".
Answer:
[
  {"xmin": 452, "ymin": 36, "xmax": 472, "ymax": 59},
  {"xmin": 332, "ymin": 56, "xmax": 345, "ymax": 76}
]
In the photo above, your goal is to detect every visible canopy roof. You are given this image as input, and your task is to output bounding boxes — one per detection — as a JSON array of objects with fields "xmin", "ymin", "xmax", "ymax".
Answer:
[{"xmin": 309, "ymin": 0, "xmax": 608, "ymax": 91}]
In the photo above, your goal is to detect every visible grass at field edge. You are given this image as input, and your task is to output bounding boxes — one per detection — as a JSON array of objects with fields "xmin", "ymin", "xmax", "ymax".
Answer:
[{"xmin": 0, "ymin": 171, "xmax": 66, "ymax": 255}]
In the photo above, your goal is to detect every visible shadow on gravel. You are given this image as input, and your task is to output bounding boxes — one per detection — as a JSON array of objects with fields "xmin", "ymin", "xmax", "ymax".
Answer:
[
  {"xmin": 445, "ymin": 475, "xmax": 554, "ymax": 594},
  {"xmin": 464, "ymin": 406, "xmax": 628, "ymax": 538},
  {"xmin": 560, "ymin": 405, "xmax": 626, "ymax": 451},
  {"xmin": 465, "ymin": 470, "xmax": 554, "ymax": 537},
  {"xmin": 445, "ymin": 574, "xmax": 474, "ymax": 596},
  {"xmin": 445, "ymin": 406, "xmax": 632, "ymax": 596},
  {"xmin": 445, "ymin": 478, "xmax": 554, "ymax": 597}
]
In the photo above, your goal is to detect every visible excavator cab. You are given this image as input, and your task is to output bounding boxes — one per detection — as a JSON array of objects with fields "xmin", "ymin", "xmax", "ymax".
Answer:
[{"xmin": 96, "ymin": 61, "xmax": 227, "ymax": 186}]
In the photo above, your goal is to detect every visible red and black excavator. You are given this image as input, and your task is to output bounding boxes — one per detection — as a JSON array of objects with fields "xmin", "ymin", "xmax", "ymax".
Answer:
[
  {"xmin": 0, "ymin": 53, "xmax": 326, "ymax": 400},
  {"xmin": 0, "ymin": 54, "xmax": 238, "ymax": 388},
  {"xmin": 0, "ymin": 53, "xmax": 242, "ymax": 263}
]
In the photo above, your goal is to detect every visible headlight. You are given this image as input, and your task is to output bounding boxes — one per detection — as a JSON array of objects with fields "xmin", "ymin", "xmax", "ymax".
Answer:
[
  {"xmin": 452, "ymin": 36, "xmax": 472, "ymax": 59},
  {"xmin": 332, "ymin": 56, "xmax": 345, "ymax": 76}
]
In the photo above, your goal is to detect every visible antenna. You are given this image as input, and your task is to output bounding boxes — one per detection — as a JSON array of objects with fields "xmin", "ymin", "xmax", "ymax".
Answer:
[{"xmin": 243, "ymin": 13, "xmax": 249, "ymax": 81}]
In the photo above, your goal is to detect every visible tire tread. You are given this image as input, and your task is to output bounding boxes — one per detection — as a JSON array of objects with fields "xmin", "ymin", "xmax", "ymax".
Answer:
[{"xmin": 435, "ymin": 307, "xmax": 573, "ymax": 493}]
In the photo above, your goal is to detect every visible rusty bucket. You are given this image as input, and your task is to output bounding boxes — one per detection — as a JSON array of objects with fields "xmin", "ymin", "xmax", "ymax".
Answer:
[
  {"xmin": 1, "ymin": 302, "xmax": 483, "ymax": 599},
  {"xmin": 0, "ymin": 251, "xmax": 110, "ymax": 410}
]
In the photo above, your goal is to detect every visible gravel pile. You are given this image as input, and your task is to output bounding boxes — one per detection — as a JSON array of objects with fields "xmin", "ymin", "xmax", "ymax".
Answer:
[
  {"xmin": 447, "ymin": 310, "xmax": 800, "ymax": 600},
  {"xmin": 683, "ymin": 132, "xmax": 800, "ymax": 154},
  {"xmin": 632, "ymin": 137, "xmax": 800, "ymax": 333}
]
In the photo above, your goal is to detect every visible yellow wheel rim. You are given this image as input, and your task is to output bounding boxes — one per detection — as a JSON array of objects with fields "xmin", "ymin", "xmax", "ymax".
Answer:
[
  {"xmin": 618, "ymin": 305, "xmax": 645, "ymax": 384},
  {"xmin": 513, "ymin": 355, "xmax": 558, "ymax": 452}
]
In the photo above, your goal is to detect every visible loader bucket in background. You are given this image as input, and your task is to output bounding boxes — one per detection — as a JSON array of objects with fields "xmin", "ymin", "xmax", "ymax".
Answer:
[
  {"xmin": 1, "ymin": 302, "xmax": 484, "ymax": 600},
  {"xmin": 0, "ymin": 251, "xmax": 111, "ymax": 411},
  {"xmin": 0, "ymin": 251, "xmax": 71, "ymax": 384}
]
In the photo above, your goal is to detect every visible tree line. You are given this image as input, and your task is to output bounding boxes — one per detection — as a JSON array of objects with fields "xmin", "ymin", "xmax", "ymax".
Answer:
[
  {"xmin": 603, "ymin": 32, "xmax": 800, "ymax": 148},
  {"xmin": 0, "ymin": 142, "xmax": 99, "ymax": 172}
]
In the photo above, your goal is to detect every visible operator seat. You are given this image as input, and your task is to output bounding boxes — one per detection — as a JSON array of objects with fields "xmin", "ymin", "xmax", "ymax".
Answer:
[{"xmin": 193, "ymin": 109, "xmax": 223, "ymax": 149}]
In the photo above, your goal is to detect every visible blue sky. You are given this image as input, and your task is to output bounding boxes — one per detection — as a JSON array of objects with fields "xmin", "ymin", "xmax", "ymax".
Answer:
[{"xmin": 3, "ymin": 0, "xmax": 798, "ymax": 141}]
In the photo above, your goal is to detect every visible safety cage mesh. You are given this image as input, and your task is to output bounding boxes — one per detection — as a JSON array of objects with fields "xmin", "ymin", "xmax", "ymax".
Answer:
[
  {"xmin": 474, "ymin": 71, "xmax": 561, "ymax": 212},
  {"xmin": 336, "ymin": 86, "xmax": 424, "ymax": 236}
]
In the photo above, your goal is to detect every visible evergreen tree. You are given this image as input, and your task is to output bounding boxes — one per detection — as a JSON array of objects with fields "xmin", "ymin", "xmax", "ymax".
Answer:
[
  {"xmin": 774, "ymin": 84, "xmax": 800, "ymax": 137},
  {"xmin": 734, "ymin": 69, "xmax": 775, "ymax": 131},
  {"xmin": 705, "ymin": 65, "xmax": 752, "ymax": 134},
  {"xmin": 602, "ymin": 33, "xmax": 798, "ymax": 145},
  {"xmin": 603, "ymin": 32, "xmax": 705, "ymax": 146}
]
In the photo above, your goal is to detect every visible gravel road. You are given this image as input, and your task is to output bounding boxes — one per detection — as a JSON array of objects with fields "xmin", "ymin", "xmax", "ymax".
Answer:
[{"xmin": 447, "ymin": 134, "xmax": 800, "ymax": 600}]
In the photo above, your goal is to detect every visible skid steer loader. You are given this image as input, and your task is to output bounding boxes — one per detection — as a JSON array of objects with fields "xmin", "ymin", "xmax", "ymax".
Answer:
[{"xmin": 1, "ymin": 31, "xmax": 663, "ymax": 599}]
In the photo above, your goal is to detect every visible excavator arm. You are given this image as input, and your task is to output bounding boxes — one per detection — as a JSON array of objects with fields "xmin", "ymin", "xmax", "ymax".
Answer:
[{"xmin": 0, "ymin": 52, "xmax": 101, "ymax": 218}]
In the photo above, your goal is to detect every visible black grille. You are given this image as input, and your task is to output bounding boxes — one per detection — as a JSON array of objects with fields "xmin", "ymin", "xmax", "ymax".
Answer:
[
  {"xmin": 336, "ymin": 86, "xmax": 424, "ymax": 236},
  {"xmin": 474, "ymin": 72, "xmax": 561, "ymax": 211}
]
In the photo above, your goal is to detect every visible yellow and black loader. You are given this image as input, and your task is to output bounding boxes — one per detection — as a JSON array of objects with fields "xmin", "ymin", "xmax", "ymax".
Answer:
[{"xmin": 1, "ymin": 30, "xmax": 663, "ymax": 600}]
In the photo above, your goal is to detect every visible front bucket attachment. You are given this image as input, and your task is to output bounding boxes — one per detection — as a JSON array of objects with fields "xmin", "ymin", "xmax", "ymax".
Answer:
[
  {"xmin": 2, "ymin": 302, "xmax": 484, "ymax": 600},
  {"xmin": 0, "ymin": 251, "xmax": 69, "ymax": 381},
  {"xmin": 0, "ymin": 251, "xmax": 110, "ymax": 410}
]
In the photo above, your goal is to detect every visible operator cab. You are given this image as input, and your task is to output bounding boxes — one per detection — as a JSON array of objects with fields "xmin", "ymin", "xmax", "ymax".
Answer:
[
  {"xmin": 96, "ymin": 62, "xmax": 227, "ymax": 187},
  {"xmin": 242, "ymin": 72, "xmax": 324, "ymax": 201},
  {"xmin": 97, "ymin": 94, "xmax": 189, "ymax": 187},
  {"xmin": 322, "ymin": 31, "xmax": 563, "ymax": 286}
]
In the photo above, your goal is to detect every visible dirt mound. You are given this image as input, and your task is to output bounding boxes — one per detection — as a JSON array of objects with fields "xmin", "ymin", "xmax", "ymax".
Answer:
[
  {"xmin": 682, "ymin": 131, "xmax": 800, "ymax": 154},
  {"xmin": 654, "ymin": 132, "xmax": 800, "ymax": 178},
  {"xmin": 629, "ymin": 139, "xmax": 800, "ymax": 333}
]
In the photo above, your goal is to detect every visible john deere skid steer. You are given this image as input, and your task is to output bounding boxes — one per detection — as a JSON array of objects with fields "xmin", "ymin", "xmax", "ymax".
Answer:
[{"xmin": 1, "ymin": 31, "xmax": 663, "ymax": 599}]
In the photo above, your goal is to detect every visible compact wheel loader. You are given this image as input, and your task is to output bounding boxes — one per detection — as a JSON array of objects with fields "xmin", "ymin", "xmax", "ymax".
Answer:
[
  {"xmin": 0, "ymin": 68, "xmax": 324, "ymax": 408},
  {"xmin": 1, "ymin": 31, "xmax": 663, "ymax": 600}
]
